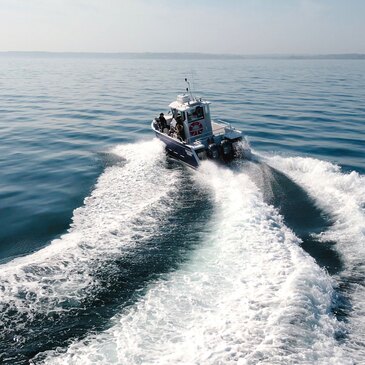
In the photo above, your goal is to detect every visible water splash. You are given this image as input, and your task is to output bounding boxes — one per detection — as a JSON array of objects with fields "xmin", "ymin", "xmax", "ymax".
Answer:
[
  {"xmin": 33, "ymin": 160, "xmax": 349, "ymax": 365},
  {"xmin": 263, "ymin": 153, "xmax": 365, "ymax": 362},
  {"xmin": 0, "ymin": 140, "xmax": 182, "ymax": 362}
]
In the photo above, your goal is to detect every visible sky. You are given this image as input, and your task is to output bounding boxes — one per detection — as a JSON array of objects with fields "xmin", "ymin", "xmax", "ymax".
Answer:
[{"xmin": 0, "ymin": 0, "xmax": 364, "ymax": 54}]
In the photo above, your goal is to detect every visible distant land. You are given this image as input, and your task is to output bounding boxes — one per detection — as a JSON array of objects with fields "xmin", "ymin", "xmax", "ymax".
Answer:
[{"xmin": 0, "ymin": 52, "xmax": 364, "ymax": 60}]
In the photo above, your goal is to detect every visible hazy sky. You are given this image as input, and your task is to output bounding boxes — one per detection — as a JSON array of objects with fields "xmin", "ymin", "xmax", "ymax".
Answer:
[{"xmin": 0, "ymin": 0, "xmax": 364, "ymax": 54}]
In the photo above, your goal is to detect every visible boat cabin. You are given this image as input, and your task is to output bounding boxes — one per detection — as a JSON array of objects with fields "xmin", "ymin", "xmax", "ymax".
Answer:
[
  {"xmin": 168, "ymin": 94, "xmax": 213, "ymax": 145},
  {"xmin": 152, "ymin": 85, "xmax": 246, "ymax": 168}
]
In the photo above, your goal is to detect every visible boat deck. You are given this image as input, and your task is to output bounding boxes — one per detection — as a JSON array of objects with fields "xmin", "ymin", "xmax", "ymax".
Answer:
[{"xmin": 212, "ymin": 121, "xmax": 226, "ymax": 135}]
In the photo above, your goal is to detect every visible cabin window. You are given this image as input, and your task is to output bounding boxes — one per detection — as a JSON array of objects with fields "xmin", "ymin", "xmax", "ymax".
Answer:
[{"xmin": 187, "ymin": 106, "xmax": 204, "ymax": 122}]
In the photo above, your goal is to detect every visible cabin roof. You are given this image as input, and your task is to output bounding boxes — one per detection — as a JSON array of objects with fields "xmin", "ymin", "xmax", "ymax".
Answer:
[{"xmin": 169, "ymin": 98, "xmax": 210, "ymax": 112}]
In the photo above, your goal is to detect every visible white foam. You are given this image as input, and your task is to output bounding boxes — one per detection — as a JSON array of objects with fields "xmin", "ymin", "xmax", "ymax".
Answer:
[
  {"xmin": 0, "ymin": 140, "xmax": 180, "ymax": 337},
  {"xmin": 35, "ymin": 161, "xmax": 350, "ymax": 365},
  {"xmin": 263, "ymin": 153, "xmax": 365, "ymax": 362}
]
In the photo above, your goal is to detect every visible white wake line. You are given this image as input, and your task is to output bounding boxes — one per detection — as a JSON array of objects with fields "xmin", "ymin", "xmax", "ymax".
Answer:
[
  {"xmin": 260, "ymin": 152, "xmax": 365, "ymax": 363},
  {"xmin": 33, "ymin": 160, "xmax": 350, "ymax": 365},
  {"xmin": 260, "ymin": 153, "xmax": 365, "ymax": 263},
  {"xmin": 0, "ymin": 140, "xmax": 178, "ymax": 320}
]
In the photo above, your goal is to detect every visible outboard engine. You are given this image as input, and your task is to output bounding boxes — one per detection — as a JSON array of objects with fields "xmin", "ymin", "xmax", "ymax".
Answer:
[
  {"xmin": 208, "ymin": 143, "xmax": 219, "ymax": 159},
  {"xmin": 221, "ymin": 139, "xmax": 233, "ymax": 159}
]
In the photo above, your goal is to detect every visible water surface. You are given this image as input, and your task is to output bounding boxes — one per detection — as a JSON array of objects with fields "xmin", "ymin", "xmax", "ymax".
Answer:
[{"xmin": 0, "ymin": 56, "xmax": 364, "ymax": 364}]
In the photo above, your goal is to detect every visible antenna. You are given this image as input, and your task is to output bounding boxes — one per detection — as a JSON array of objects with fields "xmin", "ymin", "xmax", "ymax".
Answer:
[{"xmin": 185, "ymin": 78, "xmax": 194, "ymax": 101}]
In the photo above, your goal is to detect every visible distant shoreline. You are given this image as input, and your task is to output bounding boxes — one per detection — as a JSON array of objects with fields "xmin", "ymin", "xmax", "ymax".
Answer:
[{"xmin": 0, "ymin": 51, "xmax": 364, "ymax": 60}]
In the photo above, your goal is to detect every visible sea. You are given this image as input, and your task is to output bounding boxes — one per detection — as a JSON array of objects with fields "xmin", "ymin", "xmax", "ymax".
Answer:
[{"xmin": 0, "ymin": 54, "xmax": 364, "ymax": 365}]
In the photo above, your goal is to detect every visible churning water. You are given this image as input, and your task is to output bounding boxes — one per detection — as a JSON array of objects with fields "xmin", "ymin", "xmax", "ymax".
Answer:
[{"xmin": 0, "ymin": 55, "xmax": 364, "ymax": 364}]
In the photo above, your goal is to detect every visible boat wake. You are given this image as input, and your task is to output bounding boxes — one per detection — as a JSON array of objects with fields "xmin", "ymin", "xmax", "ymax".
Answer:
[
  {"xmin": 0, "ymin": 140, "xmax": 191, "ymax": 363},
  {"xmin": 263, "ymin": 153, "xmax": 365, "ymax": 362},
  {"xmin": 0, "ymin": 140, "xmax": 363, "ymax": 364}
]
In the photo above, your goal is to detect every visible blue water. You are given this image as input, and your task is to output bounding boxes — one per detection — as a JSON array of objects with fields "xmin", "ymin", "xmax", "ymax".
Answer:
[{"xmin": 0, "ymin": 56, "xmax": 364, "ymax": 364}]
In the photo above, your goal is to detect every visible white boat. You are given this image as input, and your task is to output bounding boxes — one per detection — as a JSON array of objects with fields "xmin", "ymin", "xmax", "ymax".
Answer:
[{"xmin": 151, "ymin": 80, "xmax": 249, "ymax": 169}]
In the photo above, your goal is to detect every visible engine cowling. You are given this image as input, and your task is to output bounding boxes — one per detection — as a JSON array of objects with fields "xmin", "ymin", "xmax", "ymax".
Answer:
[
  {"xmin": 221, "ymin": 139, "xmax": 233, "ymax": 156},
  {"xmin": 208, "ymin": 143, "xmax": 219, "ymax": 159}
]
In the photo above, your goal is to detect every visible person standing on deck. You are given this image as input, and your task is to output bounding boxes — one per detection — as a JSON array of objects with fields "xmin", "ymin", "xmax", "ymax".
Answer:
[{"xmin": 158, "ymin": 112, "xmax": 168, "ymax": 133}]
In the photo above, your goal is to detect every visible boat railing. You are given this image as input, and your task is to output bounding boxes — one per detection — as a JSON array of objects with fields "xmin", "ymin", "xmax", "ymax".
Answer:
[
  {"xmin": 186, "ymin": 120, "xmax": 233, "ymax": 142},
  {"xmin": 214, "ymin": 119, "xmax": 235, "ymax": 130},
  {"xmin": 195, "ymin": 129, "xmax": 221, "ymax": 141}
]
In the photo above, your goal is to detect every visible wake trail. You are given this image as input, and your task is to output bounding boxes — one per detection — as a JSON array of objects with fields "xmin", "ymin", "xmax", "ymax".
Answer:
[
  {"xmin": 34, "ymin": 160, "xmax": 350, "ymax": 365},
  {"xmin": 0, "ymin": 140, "xmax": 182, "ymax": 363},
  {"xmin": 264, "ymin": 153, "xmax": 365, "ymax": 362}
]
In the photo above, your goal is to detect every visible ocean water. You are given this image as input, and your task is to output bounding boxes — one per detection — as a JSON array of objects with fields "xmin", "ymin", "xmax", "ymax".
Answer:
[{"xmin": 0, "ymin": 55, "xmax": 364, "ymax": 364}]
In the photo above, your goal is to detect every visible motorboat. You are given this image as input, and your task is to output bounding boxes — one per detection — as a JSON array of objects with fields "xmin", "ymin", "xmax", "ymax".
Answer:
[{"xmin": 151, "ymin": 80, "xmax": 249, "ymax": 169}]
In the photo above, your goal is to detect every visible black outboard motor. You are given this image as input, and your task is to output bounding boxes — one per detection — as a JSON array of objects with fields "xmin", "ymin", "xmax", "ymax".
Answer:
[
  {"xmin": 208, "ymin": 143, "xmax": 219, "ymax": 159},
  {"xmin": 221, "ymin": 139, "xmax": 233, "ymax": 160}
]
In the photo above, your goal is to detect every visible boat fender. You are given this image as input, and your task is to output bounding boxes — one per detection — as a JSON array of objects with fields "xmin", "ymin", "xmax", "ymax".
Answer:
[{"xmin": 208, "ymin": 143, "xmax": 219, "ymax": 159}]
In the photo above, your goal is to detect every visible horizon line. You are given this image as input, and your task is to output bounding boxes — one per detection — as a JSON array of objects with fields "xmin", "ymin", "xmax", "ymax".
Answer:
[{"xmin": 1, "ymin": 51, "xmax": 364, "ymax": 60}]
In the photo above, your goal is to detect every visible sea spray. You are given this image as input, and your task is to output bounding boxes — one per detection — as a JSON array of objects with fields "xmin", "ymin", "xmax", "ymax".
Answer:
[
  {"xmin": 33, "ymin": 160, "xmax": 349, "ymax": 364},
  {"xmin": 0, "ymin": 140, "xmax": 180, "ymax": 361}
]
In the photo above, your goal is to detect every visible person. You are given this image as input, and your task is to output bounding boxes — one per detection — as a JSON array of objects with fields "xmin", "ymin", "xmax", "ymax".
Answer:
[
  {"xmin": 170, "ymin": 116, "xmax": 177, "ymax": 129},
  {"xmin": 176, "ymin": 112, "xmax": 183, "ymax": 124},
  {"xmin": 159, "ymin": 113, "xmax": 167, "ymax": 131},
  {"xmin": 176, "ymin": 121, "xmax": 184, "ymax": 141},
  {"xmin": 167, "ymin": 115, "xmax": 177, "ymax": 137}
]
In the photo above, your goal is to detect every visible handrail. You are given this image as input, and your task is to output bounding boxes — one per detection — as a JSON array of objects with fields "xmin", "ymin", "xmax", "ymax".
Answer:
[
  {"xmin": 214, "ymin": 119, "xmax": 234, "ymax": 129},
  {"xmin": 192, "ymin": 126, "xmax": 225, "ymax": 141}
]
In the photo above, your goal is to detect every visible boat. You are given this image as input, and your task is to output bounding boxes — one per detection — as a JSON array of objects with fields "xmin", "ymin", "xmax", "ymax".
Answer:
[
  {"xmin": 151, "ymin": 79, "xmax": 249, "ymax": 169},
  {"xmin": 151, "ymin": 79, "xmax": 250, "ymax": 169}
]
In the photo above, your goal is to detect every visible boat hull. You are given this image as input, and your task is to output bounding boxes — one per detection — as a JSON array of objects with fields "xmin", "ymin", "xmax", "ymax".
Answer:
[{"xmin": 154, "ymin": 130, "xmax": 200, "ymax": 169}]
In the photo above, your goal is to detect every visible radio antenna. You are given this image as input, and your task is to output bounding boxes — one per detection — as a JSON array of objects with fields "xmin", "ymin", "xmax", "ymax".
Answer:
[{"xmin": 185, "ymin": 78, "xmax": 194, "ymax": 101}]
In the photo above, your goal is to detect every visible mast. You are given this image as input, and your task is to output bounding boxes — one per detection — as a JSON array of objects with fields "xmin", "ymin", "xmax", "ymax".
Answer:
[{"xmin": 185, "ymin": 78, "xmax": 194, "ymax": 101}]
